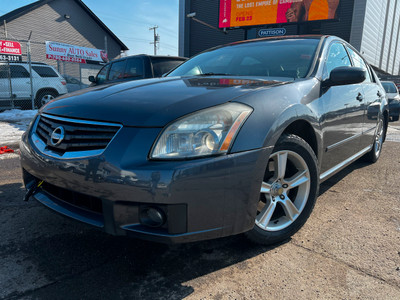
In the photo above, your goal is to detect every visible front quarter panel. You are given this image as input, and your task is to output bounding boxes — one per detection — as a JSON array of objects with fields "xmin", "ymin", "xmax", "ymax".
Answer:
[{"xmin": 231, "ymin": 78, "xmax": 322, "ymax": 156}]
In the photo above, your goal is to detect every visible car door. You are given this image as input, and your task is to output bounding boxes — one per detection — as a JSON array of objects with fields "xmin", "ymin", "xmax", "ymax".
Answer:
[
  {"xmin": 319, "ymin": 42, "xmax": 365, "ymax": 174},
  {"xmin": 346, "ymin": 46, "xmax": 384, "ymax": 150},
  {"xmin": 10, "ymin": 65, "xmax": 31, "ymax": 99},
  {"xmin": 123, "ymin": 57, "xmax": 145, "ymax": 80},
  {"xmin": 106, "ymin": 59, "xmax": 127, "ymax": 84}
]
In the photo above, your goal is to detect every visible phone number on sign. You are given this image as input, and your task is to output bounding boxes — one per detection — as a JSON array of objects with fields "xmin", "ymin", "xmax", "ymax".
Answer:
[{"xmin": 0, "ymin": 54, "xmax": 21, "ymax": 62}]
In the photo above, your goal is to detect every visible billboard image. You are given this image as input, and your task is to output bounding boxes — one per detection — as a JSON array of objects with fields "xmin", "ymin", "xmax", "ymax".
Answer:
[{"xmin": 219, "ymin": 0, "xmax": 340, "ymax": 28}]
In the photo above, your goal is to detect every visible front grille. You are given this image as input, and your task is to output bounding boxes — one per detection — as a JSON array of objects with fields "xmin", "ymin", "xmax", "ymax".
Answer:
[
  {"xmin": 33, "ymin": 114, "xmax": 121, "ymax": 156},
  {"xmin": 42, "ymin": 181, "xmax": 103, "ymax": 214}
]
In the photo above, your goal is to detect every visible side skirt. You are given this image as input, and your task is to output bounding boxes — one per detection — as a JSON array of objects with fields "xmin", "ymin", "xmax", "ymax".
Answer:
[{"xmin": 319, "ymin": 146, "xmax": 372, "ymax": 183}]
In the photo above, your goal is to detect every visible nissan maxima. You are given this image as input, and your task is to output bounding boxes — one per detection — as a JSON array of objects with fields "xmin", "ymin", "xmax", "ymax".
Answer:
[{"xmin": 20, "ymin": 35, "xmax": 388, "ymax": 245}]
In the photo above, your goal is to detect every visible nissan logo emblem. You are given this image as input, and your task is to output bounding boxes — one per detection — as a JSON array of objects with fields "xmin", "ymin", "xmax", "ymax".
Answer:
[{"xmin": 50, "ymin": 126, "xmax": 65, "ymax": 146}]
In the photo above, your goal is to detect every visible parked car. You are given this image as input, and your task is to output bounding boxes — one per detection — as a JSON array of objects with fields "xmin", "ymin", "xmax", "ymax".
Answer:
[
  {"xmin": 0, "ymin": 61, "xmax": 67, "ymax": 108},
  {"xmin": 88, "ymin": 54, "xmax": 187, "ymax": 85},
  {"xmin": 20, "ymin": 35, "xmax": 388, "ymax": 245},
  {"xmin": 381, "ymin": 81, "xmax": 400, "ymax": 122},
  {"xmin": 63, "ymin": 74, "xmax": 89, "ymax": 93}
]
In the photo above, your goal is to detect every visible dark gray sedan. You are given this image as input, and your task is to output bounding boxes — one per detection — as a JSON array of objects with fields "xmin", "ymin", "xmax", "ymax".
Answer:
[{"xmin": 20, "ymin": 35, "xmax": 388, "ymax": 245}]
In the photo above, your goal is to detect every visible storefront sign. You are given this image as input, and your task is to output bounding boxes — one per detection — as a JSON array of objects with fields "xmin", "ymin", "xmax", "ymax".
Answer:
[
  {"xmin": 0, "ymin": 40, "xmax": 22, "ymax": 62},
  {"xmin": 219, "ymin": 0, "xmax": 340, "ymax": 28},
  {"xmin": 45, "ymin": 41, "xmax": 108, "ymax": 64},
  {"xmin": 258, "ymin": 28, "xmax": 286, "ymax": 37}
]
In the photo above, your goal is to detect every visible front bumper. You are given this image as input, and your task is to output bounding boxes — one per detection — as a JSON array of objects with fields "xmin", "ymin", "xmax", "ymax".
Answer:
[{"xmin": 20, "ymin": 125, "xmax": 270, "ymax": 243}]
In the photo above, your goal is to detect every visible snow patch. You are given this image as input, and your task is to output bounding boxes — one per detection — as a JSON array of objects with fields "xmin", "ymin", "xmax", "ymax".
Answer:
[{"xmin": 0, "ymin": 109, "xmax": 37, "ymax": 148}]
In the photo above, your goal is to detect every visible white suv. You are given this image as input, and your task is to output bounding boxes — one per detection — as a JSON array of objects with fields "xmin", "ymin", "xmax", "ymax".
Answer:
[{"xmin": 0, "ymin": 62, "xmax": 68, "ymax": 108}]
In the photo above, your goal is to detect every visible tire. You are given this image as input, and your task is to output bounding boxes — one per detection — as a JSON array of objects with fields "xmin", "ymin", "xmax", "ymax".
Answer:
[
  {"xmin": 364, "ymin": 115, "xmax": 386, "ymax": 163},
  {"xmin": 245, "ymin": 134, "xmax": 319, "ymax": 245},
  {"xmin": 35, "ymin": 90, "xmax": 58, "ymax": 108},
  {"xmin": 392, "ymin": 115, "xmax": 399, "ymax": 122}
]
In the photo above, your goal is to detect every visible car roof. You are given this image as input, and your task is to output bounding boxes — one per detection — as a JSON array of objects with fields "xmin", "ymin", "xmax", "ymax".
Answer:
[{"xmin": 108, "ymin": 54, "xmax": 187, "ymax": 64}]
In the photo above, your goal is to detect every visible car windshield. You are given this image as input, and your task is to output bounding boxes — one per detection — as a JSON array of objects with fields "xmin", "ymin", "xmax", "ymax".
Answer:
[
  {"xmin": 168, "ymin": 38, "xmax": 320, "ymax": 79},
  {"xmin": 381, "ymin": 82, "xmax": 398, "ymax": 93}
]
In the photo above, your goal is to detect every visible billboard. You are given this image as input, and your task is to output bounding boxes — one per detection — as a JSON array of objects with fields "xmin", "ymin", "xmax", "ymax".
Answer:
[
  {"xmin": 45, "ymin": 41, "xmax": 108, "ymax": 64},
  {"xmin": 219, "ymin": 0, "xmax": 340, "ymax": 28}
]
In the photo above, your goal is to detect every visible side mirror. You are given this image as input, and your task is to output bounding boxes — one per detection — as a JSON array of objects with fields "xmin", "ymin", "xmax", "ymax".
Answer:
[
  {"xmin": 88, "ymin": 76, "xmax": 96, "ymax": 83},
  {"xmin": 324, "ymin": 66, "xmax": 366, "ymax": 87}
]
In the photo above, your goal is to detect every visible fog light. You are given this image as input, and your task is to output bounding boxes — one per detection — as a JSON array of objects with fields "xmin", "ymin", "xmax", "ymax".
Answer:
[{"xmin": 139, "ymin": 207, "xmax": 166, "ymax": 227}]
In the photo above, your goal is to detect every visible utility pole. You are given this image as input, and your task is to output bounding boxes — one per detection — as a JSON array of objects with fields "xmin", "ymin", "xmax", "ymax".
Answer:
[
  {"xmin": 149, "ymin": 25, "xmax": 159, "ymax": 55},
  {"xmin": 4, "ymin": 20, "xmax": 7, "ymax": 38}
]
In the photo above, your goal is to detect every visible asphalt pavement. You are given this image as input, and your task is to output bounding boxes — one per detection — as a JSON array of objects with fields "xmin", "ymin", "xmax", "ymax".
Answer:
[{"xmin": 0, "ymin": 134, "xmax": 400, "ymax": 299}]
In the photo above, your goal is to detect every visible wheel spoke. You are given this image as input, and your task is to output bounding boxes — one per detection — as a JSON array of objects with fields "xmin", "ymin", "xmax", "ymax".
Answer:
[
  {"xmin": 260, "ymin": 181, "xmax": 271, "ymax": 195},
  {"xmin": 286, "ymin": 170, "xmax": 309, "ymax": 189},
  {"xmin": 280, "ymin": 196, "xmax": 299, "ymax": 221},
  {"xmin": 257, "ymin": 201, "xmax": 276, "ymax": 228},
  {"xmin": 274, "ymin": 152, "xmax": 288, "ymax": 179}
]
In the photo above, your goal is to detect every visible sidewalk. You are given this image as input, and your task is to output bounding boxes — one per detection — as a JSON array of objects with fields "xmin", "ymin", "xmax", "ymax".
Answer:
[{"xmin": 0, "ymin": 109, "xmax": 37, "ymax": 151}]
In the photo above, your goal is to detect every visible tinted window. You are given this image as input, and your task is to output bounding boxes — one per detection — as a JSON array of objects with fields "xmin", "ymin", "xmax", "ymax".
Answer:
[
  {"xmin": 96, "ymin": 64, "xmax": 110, "ymax": 84},
  {"xmin": 324, "ymin": 43, "xmax": 351, "ymax": 77},
  {"xmin": 346, "ymin": 47, "xmax": 371, "ymax": 82},
  {"xmin": 381, "ymin": 82, "xmax": 398, "ymax": 93},
  {"xmin": 0, "ymin": 65, "xmax": 9, "ymax": 78},
  {"xmin": 32, "ymin": 66, "xmax": 58, "ymax": 77},
  {"xmin": 124, "ymin": 58, "xmax": 144, "ymax": 79},
  {"xmin": 168, "ymin": 39, "xmax": 320, "ymax": 79},
  {"xmin": 10, "ymin": 65, "xmax": 29, "ymax": 78},
  {"xmin": 151, "ymin": 58, "xmax": 185, "ymax": 77},
  {"xmin": 108, "ymin": 60, "xmax": 126, "ymax": 81}
]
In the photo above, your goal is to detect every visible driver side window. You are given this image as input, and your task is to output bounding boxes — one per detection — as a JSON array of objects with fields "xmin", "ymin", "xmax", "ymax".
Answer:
[{"xmin": 324, "ymin": 43, "xmax": 351, "ymax": 80}]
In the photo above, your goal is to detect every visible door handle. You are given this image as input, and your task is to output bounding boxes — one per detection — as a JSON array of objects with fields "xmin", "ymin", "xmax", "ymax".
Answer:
[
  {"xmin": 377, "ymin": 91, "xmax": 383, "ymax": 97},
  {"xmin": 356, "ymin": 93, "xmax": 364, "ymax": 102}
]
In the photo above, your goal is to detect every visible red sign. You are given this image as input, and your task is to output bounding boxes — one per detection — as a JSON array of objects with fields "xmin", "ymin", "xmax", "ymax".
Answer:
[
  {"xmin": 219, "ymin": 0, "xmax": 340, "ymax": 28},
  {"xmin": 46, "ymin": 54, "xmax": 86, "ymax": 63},
  {"xmin": 0, "ymin": 40, "xmax": 22, "ymax": 55}
]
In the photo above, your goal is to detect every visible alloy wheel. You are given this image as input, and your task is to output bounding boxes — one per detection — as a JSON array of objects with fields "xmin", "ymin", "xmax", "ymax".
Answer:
[{"xmin": 256, "ymin": 150, "xmax": 311, "ymax": 231}]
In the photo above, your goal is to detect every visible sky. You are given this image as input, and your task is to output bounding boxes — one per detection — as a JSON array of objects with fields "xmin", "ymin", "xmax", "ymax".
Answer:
[{"xmin": 0, "ymin": 0, "xmax": 179, "ymax": 56}]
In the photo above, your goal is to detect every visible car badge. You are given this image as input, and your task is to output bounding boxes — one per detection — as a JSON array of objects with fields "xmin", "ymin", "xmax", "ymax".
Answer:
[{"xmin": 50, "ymin": 126, "xmax": 65, "ymax": 146}]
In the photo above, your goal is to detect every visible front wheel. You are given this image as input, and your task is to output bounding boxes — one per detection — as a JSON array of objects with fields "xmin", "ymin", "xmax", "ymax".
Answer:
[{"xmin": 245, "ymin": 134, "xmax": 319, "ymax": 245}]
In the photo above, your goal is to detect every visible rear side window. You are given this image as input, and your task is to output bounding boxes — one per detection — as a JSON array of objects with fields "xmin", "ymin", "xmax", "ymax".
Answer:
[
  {"xmin": 32, "ymin": 66, "xmax": 59, "ymax": 77},
  {"xmin": 346, "ymin": 47, "xmax": 371, "ymax": 82},
  {"xmin": 0, "ymin": 65, "xmax": 9, "ymax": 78},
  {"xmin": 124, "ymin": 57, "xmax": 144, "ymax": 79},
  {"xmin": 10, "ymin": 65, "xmax": 30, "ymax": 78},
  {"xmin": 108, "ymin": 60, "xmax": 127, "ymax": 81},
  {"xmin": 151, "ymin": 58, "xmax": 185, "ymax": 77}
]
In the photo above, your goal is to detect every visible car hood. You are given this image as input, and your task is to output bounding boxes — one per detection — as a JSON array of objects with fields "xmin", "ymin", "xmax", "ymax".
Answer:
[{"xmin": 41, "ymin": 76, "xmax": 288, "ymax": 127}]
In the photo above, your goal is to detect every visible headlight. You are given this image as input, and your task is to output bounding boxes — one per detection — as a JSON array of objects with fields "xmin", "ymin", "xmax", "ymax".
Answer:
[{"xmin": 151, "ymin": 103, "xmax": 253, "ymax": 159}]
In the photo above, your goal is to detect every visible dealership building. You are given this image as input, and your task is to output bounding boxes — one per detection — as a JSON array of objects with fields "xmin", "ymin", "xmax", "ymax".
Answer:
[{"xmin": 179, "ymin": 0, "xmax": 400, "ymax": 75}]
